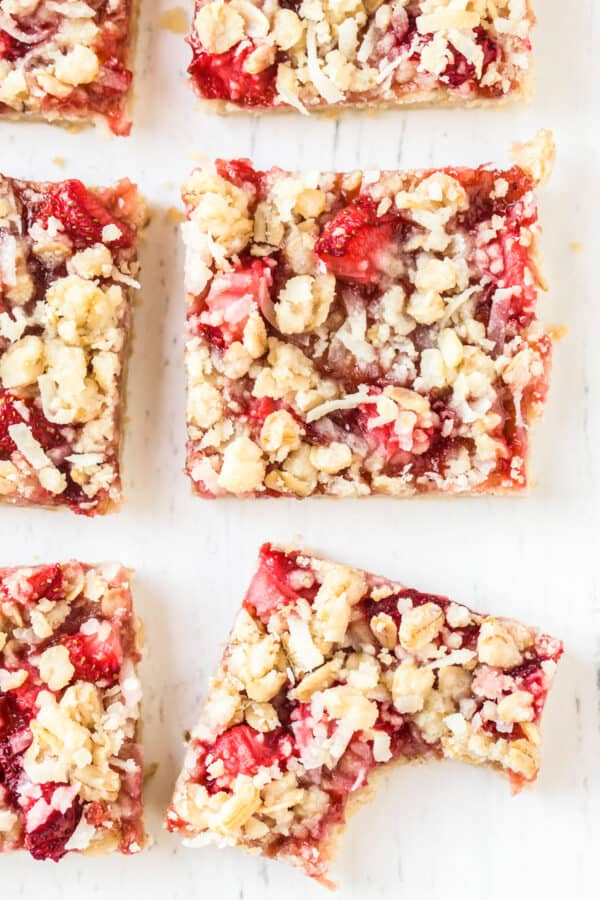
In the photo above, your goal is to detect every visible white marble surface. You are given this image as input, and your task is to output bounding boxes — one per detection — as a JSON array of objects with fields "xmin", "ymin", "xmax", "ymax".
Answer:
[{"xmin": 2, "ymin": 0, "xmax": 600, "ymax": 895}]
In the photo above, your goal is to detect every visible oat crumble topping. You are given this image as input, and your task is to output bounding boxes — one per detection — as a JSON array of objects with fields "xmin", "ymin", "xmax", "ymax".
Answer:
[
  {"xmin": 0, "ymin": 560, "xmax": 145, "ymax": 860},
  {"xmin": 0, "ymin": 173, "xmax": 143, "ymax": 514},
  {"xmin": 166, "ymin": 543, "xmax": 563, "ymax": 884},
  {"xmin": 183, "ymin": 132, "xmax": 554, "ymax": 499}
]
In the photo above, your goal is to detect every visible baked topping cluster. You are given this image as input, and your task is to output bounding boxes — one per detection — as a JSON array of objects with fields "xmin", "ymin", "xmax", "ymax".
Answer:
[
  {"xmin": 0, "ymin": 0, "xmax": 134, "ymax": 133},
  {"xmin": 187, "ymin": 0, "xmax": 534, "ymax": 110},
  {"xmin": 0, "ymin": 174, "xmax": 142, "ymax": 514},
  {"xmin": 183, "ymin": 133, "xmax": 553, "ymax": 499},
  {"xmin": 167, "ymin": 544, "xmax": 562, "ymax": 883},
  {"xmin": 0, "ymin": 561, "xmax": 145, "ymax": 860}
]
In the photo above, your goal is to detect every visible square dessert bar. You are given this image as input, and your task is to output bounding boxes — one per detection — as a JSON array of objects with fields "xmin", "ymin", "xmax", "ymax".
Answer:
[
  {"xmin": 187, "ymin": 0, "xmax": 535, "ymax": 112},
  {"xmin": 166, "ymin": 544, "xmax": 563, "ymax": 884},
  {"xmin": 0, "ymin": 173, "xmax": 143, "ymax": 514},
  {"xmin": 183, "ymin": 132, "xmax": 554, "ymax": 498},
  {"xmin": 0, "ymin": 561, "xmax": 145, "ymax": 859},
  {"xmin": 0, "ymin": 0, "xmax": 135, "ymax": 134}
]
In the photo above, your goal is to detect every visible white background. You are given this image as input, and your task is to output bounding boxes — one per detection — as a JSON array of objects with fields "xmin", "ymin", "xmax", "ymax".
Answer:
[{"xmin": 2, "ymin": 0, "xmax": 599, "ymax": 895}]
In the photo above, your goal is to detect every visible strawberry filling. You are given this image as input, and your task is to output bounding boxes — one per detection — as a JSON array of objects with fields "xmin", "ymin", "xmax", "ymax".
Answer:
[
  {"xmin": 376, "ymin": 13, "xmax": 500, "ymax": 95},
  {"xmin": 197, "ymin": 258, "xmax": 273, "ymax": 346},
  {"xmin": 356, "ymin": 398, "xmax": 437, "ymax": 462},
  {"xmin": 189, "ymin": 42, "xmax": 277, "ymax": 107},
  {"xmin": 215, "ymin": 158, "xmax": 263, "ymax": 194},
  {"xmin": 438, "ymin": 27, "xmax": 499, "ymax": 89},
  {"xmin": 0, "ymin": 391, "xmax": 93, "ymax": 510},
  {"xmin": 0, "ymin": 390, "xmax": 66, "ymax": 461},
  {"xmin": 0, "ymin": 693, "xmax": 34, "ymax": 807},
  {"xmin": 26, "ymin": 564, "xmax": 64, "ymax": 603},
  {"xmin": 22, "ymin": 783, "xmax": 82, "ymax": 861},
  {"xmin": 0, "ymin": 30, "xmax": 28, "ymax": 62},
  {"xmin": 61, "ymin": 624, "xmax": 123, "ymax": 686},
  {"xmin": 244, "ymin": 545, "xmax": 303, "ymax": 620},
  {"xmin": 450, "ymin": 165, "xmax": 534, "ymax": 231},
  {"xmin": 34, "ymin": 179, "xmax": 135, "ymax": 250},
  {"xmin": 315, "ymin": 196, "xmax": 405, "ymax": 286},
  {"xmin": 195, "ymin": 724, "xmax": 294, "ymax": 792}
]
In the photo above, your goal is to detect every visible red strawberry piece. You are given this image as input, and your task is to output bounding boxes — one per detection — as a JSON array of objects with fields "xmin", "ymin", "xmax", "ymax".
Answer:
[
  {"xmin": 246, "ymin": 397, "xmax": 280, "ymax": 428},
  {"xmin": 199, "ymin": 258, "xmax": 272, "ymax": 346},
  {"xmin": 482, "ymin": 225, "xmax": 537, "ymax": 346},
  {"xmin": 411, "ymin": 25, "xmax": 497, "ymax": 90},
  {"xmin": 0, "ymin": 390, "xmax": 24, "ymax": 458},
  {"xmin": 61, "ymin": 625, "xmax": 122, "ymax": 686},
  {"xmin": 28, "ymin": 403, "xmax": 64, "ymax": 451},
  {"xmin": 35, "ymin": 180, "xmax": 134, "ymax": 250},
  {"xmin": 357, "ymin": 403, "xmax": 402, "ymax": 460},
  {"xmin": 0, "ymin": 31, "xmax": 28, "ymax": 62},
  {"xmin": 0, "ymin": 694, "xmax": 35, "ymax": 806},
  {"xmin": 0, "ymin": 390, "xmax": 65, "ymax": 460},
  {"xmin": 244, "ymin": 544, "xmax": 301, "ymax": 619},
  {"xmin": 0, "ymin": 31, "xmax": 15, "ymax": 60},
  {"xmin": 216, "ymin": 158, "xmax": 262, "ymax": 192},
  {"xmin": 27, "ymin": 564, "xmax": 64, "ymax": 603},
  {"xmin": 441, "ymin": 27, "xmax": 498, "ymax": 88},
  {"xmin": 84, "ymin": 800, "xmax": 110, "ymax": 828},
  {"xmin": 97, "ymin": 58, "xmax": 133, "ymax": 94},
  {"xmin": 24, "ymin": 784, "xmax": 82, "ymax": 862},
  {"xmin": 448, "ymin": 165, "xmax": 534, "ymax": 231},
  {"xmin": 315, "ymin": 197, "xmax": 402, "ymax": 285},
  {"xmin": 0, "ymin": 741, "xmax": 25, "ymax": 807},
  {"xmin": 498, "ymin": 228, "xmax": 537, "ymax": 310},
  {"xmin": 207, "ymin": 724, "xmax": 291, "ymax": 780},
  {"xmin": 330, "ymin": 737, "xmax": 375, "ymax": 795},
  {"xmin": 189, "ymin": 43, "xmax": 277, "ymax": 107}
]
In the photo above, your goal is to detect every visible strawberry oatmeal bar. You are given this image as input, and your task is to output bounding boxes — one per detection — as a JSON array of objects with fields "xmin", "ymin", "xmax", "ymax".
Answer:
[
  {"xmin": 0, "ymin": 0, "xmax": 136, "ymax": 134},
  {"xmin": 0, "ymin": 173, "xmax": 144, "ymax": 514},
  {"xmin": 166, "ymin": 543, "xmax": 563, "ymax": 884},
  {"xmin": 187, "ymin": 0, "xmax": 535, "ymax": 113},
  {"xmin": 0, "ymin": 561, "xmax": 145, "ymax": 860},
  {"xmin": 183, "ymin": 132, "xmax": 554, "ymax": 498}
]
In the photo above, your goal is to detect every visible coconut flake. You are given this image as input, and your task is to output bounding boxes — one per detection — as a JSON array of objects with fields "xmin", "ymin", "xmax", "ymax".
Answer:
[
  {"xmin": 306, "ymin": 23, "xmax": 344, "ymax": 104},
  {"xmin": 8, "ymin": 423, "xmax": 51, "ymax": 470},
  {"xmin": 427, "ymin": 649, "xmax": 477, "ymax": 669},
  {"xmin": 335, "ymin": 306, "xmax": 376, "ymax": 364},
  {"xmin": 0, "ymin": 233, "xmax": 18, "ymax": 286},
  {"xmin": 64, "ymin": 815, "xmax": 97, "ymax": 852},
  {"xmin": 305, "ymin": 386, "xmax": 374, "ymax": 423}
]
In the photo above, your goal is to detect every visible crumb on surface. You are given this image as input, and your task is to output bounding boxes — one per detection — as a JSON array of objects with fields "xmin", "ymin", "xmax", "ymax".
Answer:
[
  {"xmin": 166, "ymin": 206, "xmax": 185, "ymax": 225},
  {"xmin": 159, "ymin": 7, "xmax": 189, "ymax": 34},
  {"xmin": 548, "ymin": 324, "xmax": 568, "ymax": 341}
]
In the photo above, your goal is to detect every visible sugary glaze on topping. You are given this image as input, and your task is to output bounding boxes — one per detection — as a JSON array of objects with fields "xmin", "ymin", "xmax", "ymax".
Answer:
[
  {"xmin": 166, "ymin": 543, "xmax": 563, "ymax": 885},
  {"xmin": 0, "ymin": 173, "xmax": 142, "ymax": 515},
  {"xmin": 187, "ymin": 0, "xmax": 535, "ymax": 112},
  {"xmin": 0, "ymin": 561, "xmax": 145, "ymax": 860},
  {"xmin": 182, "ymin": 133, "xmax": 554, "ymax": 499},
  {"xmin": 0, "ymin": 0, "xmax": 134, "ymax": 134}
]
